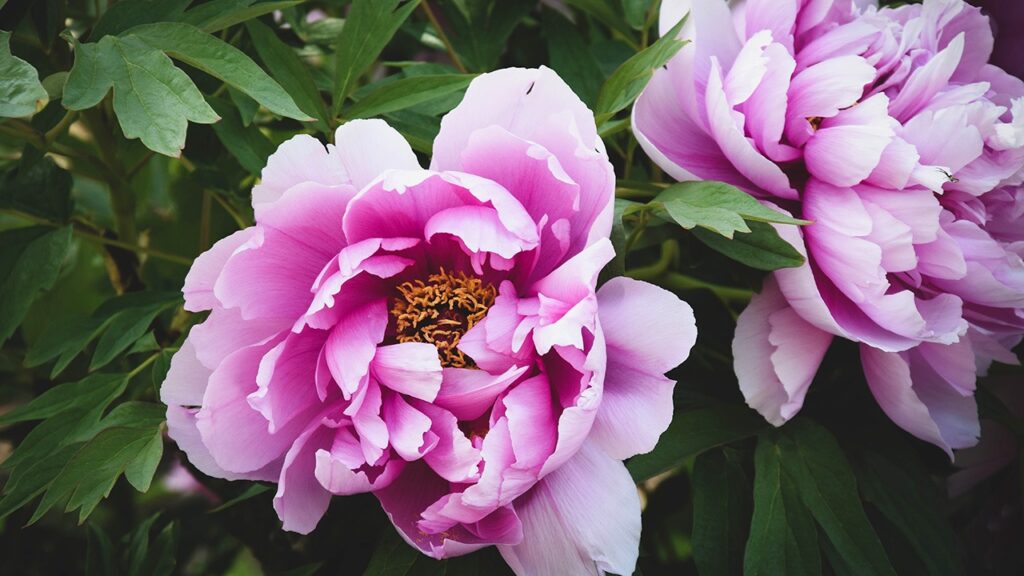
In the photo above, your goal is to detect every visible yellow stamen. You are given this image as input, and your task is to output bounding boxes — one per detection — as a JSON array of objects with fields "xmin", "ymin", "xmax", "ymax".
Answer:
[{"xmin": 390, "ymin": 268, "xmax": 497, "ymax": 368}]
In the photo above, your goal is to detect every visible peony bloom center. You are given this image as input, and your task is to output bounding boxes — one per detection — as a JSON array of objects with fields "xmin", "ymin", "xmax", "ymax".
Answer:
[{"xmin": 390, "ymin": 268, "xmax": 496, "ymax": 368}]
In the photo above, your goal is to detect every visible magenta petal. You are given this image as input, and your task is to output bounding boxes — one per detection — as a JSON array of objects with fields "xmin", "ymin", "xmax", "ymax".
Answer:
[
  {"xmin": 498, "ymin": 441, "xmax": 640, "ymax": 576},
  {"xmin": 382, "ymin": 391, "xmax": 435, "ymax": 461},
  {"xmin": 416, "ymin": 401, "xmax": 482, "ymax": 483},
  {"xmin": 434, "ymin": 365, "xmax": 528, "ymax": 421},
  {"xmin": 733, "ymin": 277, "xmax": 833, "ymax": 426},
  {"xmin": 249, "ymin": 330, "xmax": 328, "ymax": 434},
  {"xmin": 503, "ymin": 375, "xmax": 557, "ymax": 470},
  {"xmin": 325, "ymin": 301, "xmax": 389, "ymax": 398},
  {"xmin": 314, "ymin": 427, "xmax": 405, "ymax": 495}
]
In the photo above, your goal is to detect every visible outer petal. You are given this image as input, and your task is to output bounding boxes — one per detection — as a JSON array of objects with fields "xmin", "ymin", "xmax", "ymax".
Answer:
[
  {"xmin": 332, "ymin": 119, "xmax": 421, "ymax": 190},
  {"xmin": 160, "ymin": 336, "xmax": 210, "ymax": 407},
  {"xmin": 861, "ymin": 344, "xmax": 980, "ymax": 458},
  {"xmin": 273, "ymin": 422, "xmax": 333, "ymax": 534},
  {"xmin": 733, "ymin": 277, "xmax": 833, "ymax": 426},
  {"xmin": 182, "ymin": 228, "xmax": 255, "ymax": 312},
  {"xmin": 498, "ymin": 441, "xmax": 641, "ymax": 576},
  {"xmin": 166, "ymin": 405, "xmax": 278, "ymax": 482},
  {"xmin": 251, "ymin": 134, "xmax": 349, "ymax": 207},
  {"xmin": 588, "ymin": 278, "xmax": 697, "ymax": 459}
]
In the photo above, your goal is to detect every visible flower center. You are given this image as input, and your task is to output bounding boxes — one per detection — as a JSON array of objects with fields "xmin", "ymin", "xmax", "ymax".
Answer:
[{"xmin": 390, "ymin": 269, "xmax": 497, "ymax": 368}]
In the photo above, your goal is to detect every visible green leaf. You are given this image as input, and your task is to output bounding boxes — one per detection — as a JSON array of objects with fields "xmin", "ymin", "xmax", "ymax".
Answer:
[
  {"xmin": 333, "ymin": 0, "xmax": 422, "ymax": 114},
  {"xmin": 622, "ymin": 0, "xmax": 653, "ymax": 30},
  {"xmin": 777, "ymin": 420, "xmax": 897, "ymax": 576},
  {"xmin": 543, "ymin": 8, "xmax": 604, "ymax": 107},
  {"xmin": 345, "ymin": 74, "xmax": 474, "ymax": 120},
  {"xmin": 208, "ymin": 483, "xmax": 272, "ymax": 514},
  {"xmin": 0, "ymin": 443, "xmax": 82, "ymax": 521},
  {"xmin": 744, "ymin": 433, "xmax": 821, "ymax": 576},
  {"xmin": 126, "ymin": 22, "xmax": 312, "ymax": 121},
  {"xmin": 0, "ymin": 154, "xmax": 74, "ymax": 222},
  {"xmin": 245, "ymin": 19, "xmax": 330, "ymax": 131},
  {"xmin": 32, "ymin": 423, "xmax": 166, "ymax": 524},
  {"xmin": 363, "ymin": 528, "xmax": 425, "ymax": 576},
  {"xmin": 564, "ymin": 0, "xmax": 635, "ymax": 40},
  {"xmin": 0, "ymin": 31, "xmax": 48, "ymax": 117},
  {"xmin": 852, "ymin": 449, "xmax": 962, "ymax": 576},
  {"xmin": 594, "ymin": 16, "xmax": 686, "ymax": 123},
  {"xmin": 627, "ymin": 404, "xmax": 766, "ymax": 481},
  {"xmin": 227, "ymin": 85, "xmax": 260, "ymax": 125},
  {"xmin": 88, "ymin": 0, "xmax": 191, "ymax": 40},
  {"xmin": 85, "ymin": 522, "xmax": 116, "ymax": 576},
  {"xmin": 653, "ymin": 181, "xmax": 808, "ymax": 239},
  {"xmin": 599, "ymin": 198, "xmax": 639, "ymax": 285},
  {"xmin": 62, "ymin": 34, "xmax": 220, "ymax": 157},
  {"xmin": 182, "ymin": 0, "xmax": 304, "ymax": 34},
  {"xmin": 0, "ymin": 372, "xmax": 128, "ymax": 426},
  {"xmin": 384, "ymin": 109, "xmax": 440, "ymax": 154},
  {"xmin": 0, "ymin": 226, "xmax": 72, "ymax": 346},
  {"xmin": 692, "ymin": 449, "xmax": 751, "ymax": 576},
  {"xmin": 692, "ymin": 221, "xmax": 805, "ymax": 271},
  {"xmin": 123, "ymin": 428, "xmax": 163, "ymax": 492},
  {"xmin": 440, "ymin": 0, "xmax": 532, "ymax": 73},
  {"xmin": 208, "ymin": 96, "xmax": 276, "ymax": 175},
  {"xmin": 90, "ymin": 300, "xmax": 177, "ymax": 370}
]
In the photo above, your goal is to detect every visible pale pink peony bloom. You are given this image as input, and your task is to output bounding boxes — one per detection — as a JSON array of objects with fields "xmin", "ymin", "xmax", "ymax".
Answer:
[
  {"xmin": 162, "ymin": 67, "xmax": 696, "ymax": 573},
  {"xmin": 634, "ymin": 0, "xmax": 1024, "ymax": 455}
]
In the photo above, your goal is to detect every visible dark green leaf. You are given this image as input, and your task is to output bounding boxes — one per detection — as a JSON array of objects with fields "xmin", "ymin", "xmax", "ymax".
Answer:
[
  {"xmin": 0, "ymin": 31, "xmax": 48, "ymax": 117},
  {"xmin": 594, "ymin": 16, "xmax": 687, "ymax": 123},
  {"xmin": 599, "ymin": 198, "xmax": 640, "ymax": 284},
  {"xmin": 384, "ymin": 109, "xmax": 440, "ymax": 154},
  {"xmin": 627, "ymin": 404, "xmax": 766, "ymax": 481},
  {"xmin": 90, "ymin": 300, "xmax": 176, "ymax": 370},
  {"xmin": 777, "ymin": 420, "xmax": 897, "ymax": 576},
  {"xmin": 85, "ymin": 522, "xmax": 115, "ymax": 576},
  {"xmin": 564, "ymin": 0, "xmax": 634, "ymax": 40},
  {"xmin": 182, "ymin": 0, "xmax": 304, "ymax": 33},
  {"xmin": 246, "ymin": 19, "xmax": 330, "ymax": 131},
  {"xmin": 853, "ymin": 448, "xmax": 961, "ymax": 576},
  {"xmin": 227, "ymin": 85, "xmax": 260, "ymax": 126},
  {"xmin": 333, "ymin": 0, "xmax": 422, "ymax": 114},
  {"xmin": 439, "ymin": 0, "xmax": 532, "ymax": 72},
  {"xmin": 88, "ymin": 0, "xmax": 191, "ymax": 40},
  {"xmin": 0, "ymin": 155, "xmax": 74, "ymax": 222},
  {"xmin": 208, "ymin": 483, "xmax": 272, "ymax": 514},
  {"xmin": 692, "ymin": 449, "xmax": 751, "ymax": 576},
  {"xmin": 543, "ymin": 8, "xmax": 604, "ymax": 107},
  {"xmin": 62, "ymin": 34, "xmax": 220, "ymax": 157},
  {"xmin": 345, "ymin": 74, "xmax": 474, "ymax": 120},
  {"xmin": 692, "ymin": 221, "xmax": 805, "ymax": 271},
  {"xmin": 123, "ymin": 429, "xmax": 163, "ymax": 492},
  {"xmin": 0, "ymin": 372, "xmax": 128, "ymax": 426},
  {"xmin": 0, "ymin": 226, "xmax": 72, "ymax": 346},
  {"xmin": 622, "ymin": 0, "xmax": 653, "ymax": 30},
  {"xmin": 0, "ymin": 443, "xmax": 82, "ymax": 521},
  {"xmin": 126, "ymin": 22, "xmax": 312, "ymax": 121},
  {"xmin": 208, "ymin": 96, "xmax": 277, "ymax": 174},
  {"xmin": 363, "ymin": 528, "xmax": 425, "ymax": 576},
  {"xmin": 654, "ymin": 181, "xmax": 808, "ymax": 238},
  {"xmin": 744, "ymin": 433, "xmax": 821, "ymax": 576}
]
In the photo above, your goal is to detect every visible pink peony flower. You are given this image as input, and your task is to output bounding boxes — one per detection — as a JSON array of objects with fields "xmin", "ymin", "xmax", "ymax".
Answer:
[
  {"xmin": 162, "ymin": 67, "xmax": 696, "ymax": 573},
  {"xmin": 634, "ymin": 0, "xmax": 1024, "ymax": 455}
]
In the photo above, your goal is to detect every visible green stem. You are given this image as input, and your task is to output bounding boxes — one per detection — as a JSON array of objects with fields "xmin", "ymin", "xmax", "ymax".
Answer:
[
  {"xmin": 82, "ymin": 108, "xmax": 138, "ymax": 244},
  {"xmin": 421, "ymin": 1, "xmax": 468, "ymax": 74},
  {"xmin": 656, "ymin": 272, "xmax": 753, "ymax": 303}
]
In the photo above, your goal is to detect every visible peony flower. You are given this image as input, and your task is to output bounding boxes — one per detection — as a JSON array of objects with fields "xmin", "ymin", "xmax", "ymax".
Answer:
[
  {"xmin": 634, "ymin": 0, "xmax": 1024, "ymax": 455},
  {"xmin": 162, "ymin": 66, "xmax": 697, "ymax": 573}
]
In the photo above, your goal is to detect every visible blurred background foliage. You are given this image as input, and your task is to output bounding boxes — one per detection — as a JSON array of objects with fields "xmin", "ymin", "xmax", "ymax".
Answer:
[{"xmin": 0, "ymin": 0, "xmax": 1020, "ymax": 575}]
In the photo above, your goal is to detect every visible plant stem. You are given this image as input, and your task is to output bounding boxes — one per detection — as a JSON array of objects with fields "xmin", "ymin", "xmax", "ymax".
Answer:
[
  {"xmin": 421, "ymin": 1, "xmax": 468, "ymax": 73},
  {"xmin": 82, "ymin": 107, "xmax": 138, "ymax": 244}
]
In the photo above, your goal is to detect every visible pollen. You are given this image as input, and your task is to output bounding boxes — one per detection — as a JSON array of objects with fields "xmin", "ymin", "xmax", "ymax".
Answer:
[{"xmin": 390, "ymin": 268, "xmax": 497, "ymax": 368}]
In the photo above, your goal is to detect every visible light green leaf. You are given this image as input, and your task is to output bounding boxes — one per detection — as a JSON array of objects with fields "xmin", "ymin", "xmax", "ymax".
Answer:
[
  {"xmin": 692, "ymin": 449, "xmax": 751, "ymax": 576},
  {"xmin": 126, "ymin": 22, "xmax": 312, "ymax": 121},
  {"xmin": 333, "ymin": 0, "xmax": 422, "ymax": 114},
  {"xmin": 345, "ymin": 74, "xmax": 474, "ymax": 120},
  {"xmin": 0, "ymin": 226, "xmax": 72, "ymax": 346},
  {"xmin": 654, "ymin": 181, "xmax": 808, "ymax": 239},
  {"xmin": 744, "ymin": 433, "xmax": 821, "ymax": 576},
  {"xmin": 778, "ymin": 420, "xmax": 898, "ymax": 576},
  {"xmin": 594, "ymin": 16, "xmax": 687, "ymax": 123},
  {"xmin": 692, "ymin": 221, "xmax": 805, "ymax": 271},
  {"xmin": 63, "ymin": 35, "xmax": 220, "ymax": 157},
  {"xmin": 627, "ymin": 404, "xmax": 766, "ymax": 481},
  {"xmin": 245, "ymin": 19, "xmax": 330, "ymax": 131},
  {"xmin": 622, "ymin": 0, "xmax": 653, "ymax": 30},
  {"xmin": 0, "ymin": 31, "xmax": 49, "ymax": 117}
]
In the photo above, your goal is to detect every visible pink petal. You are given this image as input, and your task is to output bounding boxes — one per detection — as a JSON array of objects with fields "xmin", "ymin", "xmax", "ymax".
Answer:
[
  {"xmin": 733, "ymin": 277, "xmax": 833, "ymax": 426},
  {"xmin": 503, "ymin": 375, "xmax": 557, "ymax": 470},
  {"xmin": 785, "ymin": 55, "xmax": 875, "ymax": 145},
  {"xmin": 372, "ymin": 343, "xmax": 443, "ymax": 402},
  {"xmin": 160, "ymin": 337, "xmax": 211, "ymax": 407},
  {"xmin": 416, "ymin": 401, "xmax": 482, "ymax": 483},
  {"xmin": 804, "ymin": 94, "xmax": 894, "ymax": 188},
  {"xmin": 166, "ymin": 405, "xmax": 279, "ymax": 482},
  {"xmin": 325, "ymin": 301, "xmax": 389, "ymax": 398},
  {"xmin": 382, "ymin": 391, "xmax": 436, "ymax": 461},
  {"xmin": 248, "ymin": 330, "xmax": 328, "ymax": 434},
  {"xmin": 332, "ymin": 119, "xmax": 421, "ymax": 190},
  {"xmin": 889, "ymin": 33, "xmax": 965, "ymax": 122},
  {"xmin": 498, "ymin": 441, "xmax": 641, "ymax": 576},
  {"xmin": 434, "ymin": 365, "xmax": 528, "ymax": 421},
  {"xmin": 252, "ymin": 134, "xmax": 349, "ymax": 207},
  {"xmin": 183, "ymin": 228, "xmax": 255, "ymax": 312},
  {"xmin": 273, "ymin": 422, "xmax": 333, "ymax": 534},
  {"xmin": 314, "ymin": 426, "xmax": 405, "ymax": 495}
]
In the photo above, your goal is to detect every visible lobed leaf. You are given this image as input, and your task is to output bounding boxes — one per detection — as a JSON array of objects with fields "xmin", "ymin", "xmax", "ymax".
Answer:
[{"xmin": 0, "ymin": 31, "xmax": 49, "ymax": 117}]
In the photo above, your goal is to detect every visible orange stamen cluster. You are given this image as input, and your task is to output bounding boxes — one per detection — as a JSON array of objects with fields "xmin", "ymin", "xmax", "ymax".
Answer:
[{"xmin": 390, "ymin": 269, "xmax": 497, "ymax": 368}]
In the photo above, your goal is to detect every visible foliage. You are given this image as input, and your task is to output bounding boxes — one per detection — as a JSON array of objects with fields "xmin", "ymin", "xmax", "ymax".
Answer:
[{"xmin": 0, "ymin": 0, "xmax": 1019, "ymax": 575}]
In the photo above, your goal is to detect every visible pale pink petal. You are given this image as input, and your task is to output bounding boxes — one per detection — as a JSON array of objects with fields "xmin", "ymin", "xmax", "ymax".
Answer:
[
  {"xmin": 160, "ymin": 337, "xmax": 211, "ymax": 407},
  {"xmin": 166, "ymin": 405, "xmax": 279, "ymax": 482},
  {"xmin": 332, "ymin": 119, "xmax": 421, "ymax": 190},
  {"xmin": 371, "ymin": 343, "xmax": 443, "ymax": 402},
  {"xmin": 252, "ymin": 134, "xmax": 349, "ymax": 207},
  {"xmin": 498, "ymin": 441, "xmax": 641, "ymax": 576},
  {"xmin": 382, "ymin": 391, "xmax": 436, "ymax": 461},
  {"xmin": 182, "ymin": 228, "xmax": 255, "ymax": 312},
  {"xmin": 434, "ymin": 365, "xmax": 528, "ymax": 421},
  {"xmin": 273, "ymin": 422, "xmax": 333, "ymax": 534}
]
